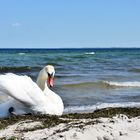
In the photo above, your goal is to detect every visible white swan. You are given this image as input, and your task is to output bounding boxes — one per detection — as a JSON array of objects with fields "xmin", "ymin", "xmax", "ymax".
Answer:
[{"xmin": 0, "ymin": 65, "xmax": 64, "ymax": 118}]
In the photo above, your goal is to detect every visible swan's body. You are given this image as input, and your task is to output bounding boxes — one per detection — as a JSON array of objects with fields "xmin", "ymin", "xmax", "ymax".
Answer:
[{"xmin": 0, "ymin": 65, "xmax": 64, "ymax": 118}]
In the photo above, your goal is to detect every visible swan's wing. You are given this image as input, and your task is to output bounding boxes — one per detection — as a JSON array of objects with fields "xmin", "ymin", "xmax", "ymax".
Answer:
[{"xmin": 0, "ymin": 73, "xmax": 47, "ymax": 107}]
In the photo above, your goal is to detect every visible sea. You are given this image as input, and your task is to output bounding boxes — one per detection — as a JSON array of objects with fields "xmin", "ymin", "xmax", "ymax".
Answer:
[{"xmin": 0, "ymin": 48, "xmax": 140, "ymax": 114}]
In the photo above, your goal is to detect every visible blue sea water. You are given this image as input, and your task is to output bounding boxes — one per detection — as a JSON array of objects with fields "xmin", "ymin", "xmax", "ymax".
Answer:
[{"xmin": 0, "ymin": 48, "xmax": 140, "ymax": 113}]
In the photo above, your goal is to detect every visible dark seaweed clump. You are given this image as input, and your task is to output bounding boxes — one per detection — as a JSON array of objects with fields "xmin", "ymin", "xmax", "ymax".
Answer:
[
  {"xmin": 0, "ymin": 114, "xmax": 69, "ymax": 130},
  {"xmin": 63, "ymin": 107, "xmax": 140, "ymax": 119},
  {"xmin": 0, "ymin": 107, "xmax": 139, "ymax": 130}
]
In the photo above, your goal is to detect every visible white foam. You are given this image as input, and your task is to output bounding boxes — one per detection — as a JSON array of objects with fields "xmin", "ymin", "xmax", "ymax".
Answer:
[
  {"xmin": 64, "ymin": 102, "xmax": 140, "ymax": 114},
  {"xmin": 18, "ymin": 53, "xmax": 25, "ymax": 55},
  {"xmin": 103, "ymin": 81, "xmax": 140, "ymax": 87},
  {"xmin": 85, "ymin": 52, "xmax": 95, "ymax": 55}
]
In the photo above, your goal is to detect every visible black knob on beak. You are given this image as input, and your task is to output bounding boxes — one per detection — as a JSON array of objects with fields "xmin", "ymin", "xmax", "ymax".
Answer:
[{"xmin": 48, "ymin": 73, "xmax": 53, "ymax": 77}]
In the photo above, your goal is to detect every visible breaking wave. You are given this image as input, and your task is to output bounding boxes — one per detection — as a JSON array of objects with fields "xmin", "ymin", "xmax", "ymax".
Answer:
[
  {"xmin": 64, "ymin": 102, "xmax": 140, "ymax": 114},
  {"xmin": 62, "ymin": 81, "xmax": 140, "ymax": 88},
  {"xmin": 103, "ymin": 81, "xmax": 140, "ymax": 87},
  {"xmin": 85, "ymin": 52, "xmax": 95, "ymax": 55},
  {"xmin": 18, "ymin": 53, "xmax": 26, "ymax": 55}
]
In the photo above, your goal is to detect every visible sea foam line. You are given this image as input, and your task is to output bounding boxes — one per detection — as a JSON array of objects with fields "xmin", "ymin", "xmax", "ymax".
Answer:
[
  {"xmin": 85, "ymin": 52, "xmax": 95, "ymax": 55},
  {"xmin": 64, "ymin": 102, "xmax": 140, "ymax": 114},
  {"xmin": 18, "ymin": 53, "xmax": 26, "ymax": 55},
  {"xmin": 61, "ymin": 81, "xmax": 140, "ymax": 88},
  {"xmin": 103, "ymin": 81, "xmax": 140, "ymax": 87}
]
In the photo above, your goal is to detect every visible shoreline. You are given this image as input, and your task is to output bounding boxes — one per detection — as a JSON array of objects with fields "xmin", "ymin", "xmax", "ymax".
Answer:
[{"xmin": 0, "ymin": 107, "xmax": 140, "ymax": 140}]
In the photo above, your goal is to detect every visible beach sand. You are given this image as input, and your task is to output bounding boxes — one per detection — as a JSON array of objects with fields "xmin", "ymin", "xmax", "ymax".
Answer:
[{"xmin": 0, "ymin": 107, "xmax": 140, "ymax": 140}]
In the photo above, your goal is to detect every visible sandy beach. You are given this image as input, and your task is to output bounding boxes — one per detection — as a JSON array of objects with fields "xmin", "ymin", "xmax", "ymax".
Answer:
[
  {"xmin": 0, "ymin": 0, "xmax": 140, "ymax": 139},
  {"xmin": 0, "ymin": 107, "xmax": 139, "ymax": 140}
]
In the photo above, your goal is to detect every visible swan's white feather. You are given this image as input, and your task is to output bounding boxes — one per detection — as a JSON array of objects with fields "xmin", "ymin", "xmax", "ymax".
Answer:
[
  {"xmin": 0, "ymin": 73, "xmax": 54, "ymax": 115},
  {"xmin": 0, "ymin": 73, "xmax": 44, "ymax": 104}
]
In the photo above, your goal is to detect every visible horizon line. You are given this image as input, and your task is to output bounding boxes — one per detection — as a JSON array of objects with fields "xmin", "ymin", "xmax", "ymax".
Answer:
[{"xmin": 0, "ymin": 47, "xmax": 140, "ymax": 49}]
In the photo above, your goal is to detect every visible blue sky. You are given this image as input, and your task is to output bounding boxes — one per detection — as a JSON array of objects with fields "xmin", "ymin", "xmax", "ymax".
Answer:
[{"xmin": 0, "ymin": 0, "xmax": 140, "ymax": 48}]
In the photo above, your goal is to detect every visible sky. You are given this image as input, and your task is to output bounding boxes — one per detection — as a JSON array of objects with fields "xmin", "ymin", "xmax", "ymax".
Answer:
[{"xmin": 0, "ymin": 0, "xmax": 140, "ymax": 48}]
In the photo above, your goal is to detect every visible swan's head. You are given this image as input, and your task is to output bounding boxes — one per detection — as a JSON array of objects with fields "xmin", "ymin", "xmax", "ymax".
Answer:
[{"xmin": 44, "ymin": 65, "xmax": 55, "ymax": 87}]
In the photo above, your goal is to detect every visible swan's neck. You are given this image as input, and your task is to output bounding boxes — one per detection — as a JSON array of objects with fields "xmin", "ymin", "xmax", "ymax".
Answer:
[{"xmin": 37, "ymin": 69, "xmax": 48, "ymax": 91}]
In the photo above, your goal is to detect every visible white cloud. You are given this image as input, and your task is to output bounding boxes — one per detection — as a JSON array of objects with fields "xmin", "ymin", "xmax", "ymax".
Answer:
[{"xmin": 12, "ymin": 22, "xmax": 21, "ymax": 27}]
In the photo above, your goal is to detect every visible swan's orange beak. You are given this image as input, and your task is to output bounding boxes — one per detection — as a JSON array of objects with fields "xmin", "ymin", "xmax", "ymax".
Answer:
[{"xmin": 48, "ymin": 76, "xmax": 54, "ymax": 87}]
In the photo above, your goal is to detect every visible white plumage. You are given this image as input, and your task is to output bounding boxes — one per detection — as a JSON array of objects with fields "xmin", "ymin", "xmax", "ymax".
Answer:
[{"xmin": 0, "ymin": 65, "xmax": 64, "ymax": 118}]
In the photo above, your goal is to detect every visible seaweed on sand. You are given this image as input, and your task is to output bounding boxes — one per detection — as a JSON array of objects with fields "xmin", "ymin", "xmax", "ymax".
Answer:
[
  {"xmin": 63, "ymin": 107, "xmax": 140, "ymax": 119},
  {"xmin": 0, "ymin": 107, "xmax": 139, "ymax": 130}
]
